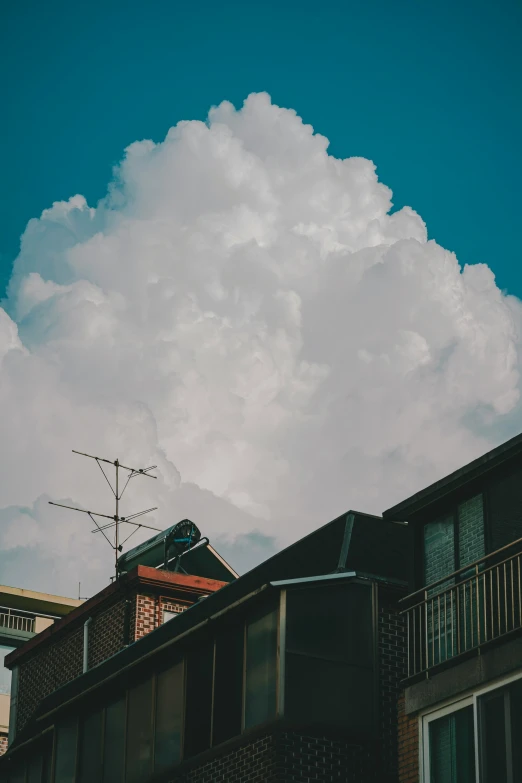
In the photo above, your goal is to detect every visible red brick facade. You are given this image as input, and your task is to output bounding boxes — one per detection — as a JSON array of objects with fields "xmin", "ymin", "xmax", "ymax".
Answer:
[
  {"xmin": 6, "ymin": 567, "xmax": 226, "ymax": 737},
  {"xmin": 398, "ymin": 696, "xmax": 419, "ymax": 783},
  {"xmin": 0, "ymin": 733, "xmax": 7, "ymax": 757}
]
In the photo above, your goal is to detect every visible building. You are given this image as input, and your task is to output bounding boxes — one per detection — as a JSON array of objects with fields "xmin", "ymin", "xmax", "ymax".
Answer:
[
  {"xmin": 0, "ymin": 512, "xmax": 408, "ymax": 783},
  {"xmin": 5, "ymin": 431, "xmax": 522, "ymax": 783},
  {"xmin": 0, "ymin": 585, "xmax": 82, "ymax": 755},
  {"xmin": 388, "ymin": 432, "xmax": 522, "ymax": 783}
]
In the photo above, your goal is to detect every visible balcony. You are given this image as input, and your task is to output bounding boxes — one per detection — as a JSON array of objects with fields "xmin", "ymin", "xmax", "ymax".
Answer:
[
  {"xmin": 0, "ymin": 607, "xmax": 35, "ymax": 635},
  {"xmin": 401, "ymin": 537, "xmax": 522, "ymax": 681}
]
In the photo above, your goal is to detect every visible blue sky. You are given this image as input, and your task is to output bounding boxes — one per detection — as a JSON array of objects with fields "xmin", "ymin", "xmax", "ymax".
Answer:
[{"xmin": 1, "ymin": 0, "xmax": 521, "ymax": 300}]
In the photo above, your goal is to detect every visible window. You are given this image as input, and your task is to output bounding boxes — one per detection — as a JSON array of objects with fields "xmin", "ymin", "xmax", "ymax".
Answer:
[
  {"xmin": 54, "ymin": 719, "xmax": 78, "ymax": 783},
  {"xmin": 102, "ymin": 697, "xmax": 125, "ymax": 783},
  {"xmin": 245, "ymin": 605, "xmax": 278, "ymax": 730},
  {"xmin": 285, "ymin": 582, "xmax": 374, "ymax": 731},
  {"xmin": 78, "ymin": 709, "xmax": 103, "ymax": 783},
  {"xmin": 162, "ymin": 610, "xmax": 179, "ymax": 624},
  {"xmin": 423, "ymin": 676, "xmax": 522, "ymax": 783},
  {"xmin": 154, "ymin": 662, "xmax": 183, "ymax": 772},
  {"xmin": 184, "ymin": 640, "xmax": 213, "ymax": 758},
  {"xmin": 126, "ymin": 679, "xmax": 153, "ymax": 783},
  {"xmin": 27, "ymin": 754, "xmax": 43, "ymax": 783},
  {"xmin": 480, "ymin": 678, "xmax": 522, "ymax": 783},
  {"xmin": 9, "ymin": 762, "xmax": 26, "ymax": 783},
  {"xmin": 426, "ymin": 704, "xmax": 475, "ymax": 783},
  {"xmin": 212, "ymin": 624, "xmax": 244, "ymax": 745}
]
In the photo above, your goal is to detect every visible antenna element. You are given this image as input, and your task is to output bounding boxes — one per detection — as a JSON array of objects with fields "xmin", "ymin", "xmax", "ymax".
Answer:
[{"xmin": 49, "ymin": 449, "xmax": 159, "ymax": 577}]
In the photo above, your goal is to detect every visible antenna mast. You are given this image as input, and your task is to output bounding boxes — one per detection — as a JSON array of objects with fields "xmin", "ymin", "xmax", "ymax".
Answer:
[{"xmin": 49, "ymin": 449, "xmax": 159, "ymax": 577}]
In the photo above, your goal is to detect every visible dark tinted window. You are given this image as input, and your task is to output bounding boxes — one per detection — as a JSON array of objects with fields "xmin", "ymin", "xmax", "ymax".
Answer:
[
  {"xmin": 430, "ymin": 706, "xmax": 475, "ymax": 783},
  {"xmin": 285, "ymin": 582, "xmax": 374, "ymax": 730},
  {"xmin": 54, "ymin": 719, "xmax": 78, "ymax": 783},
  {"xmin": 27, "ymin": 755, "xmax": 43, "ymax": 783},
  {"xmin": 245, "ymin": 606, "xmax": 278, "ymax": 729},
  {"xmin": 488, "ymin": 468, "xmax": 522, "ymax": 551},
  {"xmin": 213, "ymin": 624, "xmax": 244, "ymax": 745},
  {"xmin": 78, "ymin": 709, "xmax": 103, "ymax": 783},
  {"xmin": 103, "ymin": 697, "xmax": 125, "ymax": 783},
  {"xmin": 154, "ymin": 662, "xmax": 183, "ymax": 772},
  {"xmin": 512, "ymin": 679, "xmax": 522, "ymax": 782},
  {"xmin": 126, "ymin": 679, "xmax": 153, "ymax": 783},
  {"xmin": 9, "ymin": 763, "xmax": 26, "ymax": 783},
  {"xmin": 479, "ymin": 679, "xmax": 522, "ymax": 783},
  {"xmin": 184, "ymin": 641, "xmax": 213, "ymax": 758},
  {"xmin": 482, "ymin": 692, "xmax": 507, "ymax": 782}
]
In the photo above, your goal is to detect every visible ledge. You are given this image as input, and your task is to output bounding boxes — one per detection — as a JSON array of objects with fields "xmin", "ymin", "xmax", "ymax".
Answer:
[{"xmin": 405, "ymin": 635, "xmax": 522, "ymax": 714}]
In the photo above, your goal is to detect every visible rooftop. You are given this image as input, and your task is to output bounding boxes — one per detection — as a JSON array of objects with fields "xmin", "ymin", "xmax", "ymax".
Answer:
[
  {"xmin": 0, "ymin": 585, "xmax": 82, "ymax": 618},
  {"xmin": 383, "ymin": 431, "xmax": 522, "ymax": 520}
]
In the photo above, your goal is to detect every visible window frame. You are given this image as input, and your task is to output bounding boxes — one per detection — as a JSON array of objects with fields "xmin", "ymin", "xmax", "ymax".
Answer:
[{"xmin": 420, "ymin": 671, "xmax": 522, "ymax": 783}]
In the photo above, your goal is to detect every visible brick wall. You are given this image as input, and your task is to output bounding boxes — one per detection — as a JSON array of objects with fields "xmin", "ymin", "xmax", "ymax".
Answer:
[
  {"xmin": 169, "ymin": 731, "xmax": 380, "ymax": 783},
  {"xmin": 379, "ymin": 590, "xmax": 407, "ymax": 781},
  {"xmin": 14, "ymin": 587, "xmax": 193, "ymax": 735},
  {"xmin": 0, "ymin": 733, "xmax": 7, "ymax": 757},
  {"xmin": 172, "ymin": 733, "xmax": 277, "ymax": 783},
  {"xmin": 398, "ymin": 696, "xmax": 419, "ymax": 783},
  {"xmin": 88, "ymin": 596, "xmax": 128, "ymax": 668},
  {"xmin": 457, "ymin": 494, "xmax": 484, "ymax": 568},
  {"xmin": 134, "ymin": 595, "xmax": 190, "ymax": 641},
  {"xmin": 276, "ymin": 733, "xmax": 376, "ymax": 783}
]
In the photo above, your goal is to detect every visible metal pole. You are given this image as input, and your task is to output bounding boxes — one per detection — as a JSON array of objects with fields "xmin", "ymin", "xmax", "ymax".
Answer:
[{"xmin": 115, "ymin": 459, "xmax": 119, "ymax": 576}]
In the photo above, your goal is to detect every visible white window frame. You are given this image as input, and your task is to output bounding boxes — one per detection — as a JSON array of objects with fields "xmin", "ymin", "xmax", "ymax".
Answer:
[
  {"xmin": 420, "ymin": 695, "xmax": 474, "ymax": 783},
  {"xmin": 419, "ymin": 670, "xmax": 522, "ymax": 783}
]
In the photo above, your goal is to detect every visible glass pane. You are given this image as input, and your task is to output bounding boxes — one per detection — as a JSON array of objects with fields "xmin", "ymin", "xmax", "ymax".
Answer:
[
  {"xmin": 511, "ymin": 679, "xmax": 522, "ymax": 782},
  {"xmin": 27, "ymin": 754, "xmax": 43, "ymax": 783},
  {"xmin": 154, "ymin": 662, "xmax": 183, "ymax": 773},
  {"xmin": 424, "ymin": 514, "xmax": 455, "ymax": 586},
  {"xmin": 102, "ymin": 698, "xmax": 125, "ymax": 783},
  {"xmin": 245, "ymin": 606, "xmax": 278, "ymax": 730},
  {"xmin": 429, "ymin": 705, "xmax": 475, "ymax": 783},
  {"xmin": 9, "ymin": 763, "xmax": 26, "ymax": 783},
  {"xmin": 285, "ymin": 583, "xmax": 374, "ymax": 731},
  {"xmin": 286, "ymin": 583, "xmax": 372, "ymax": 663},
  {"xmin": 126, "ymin": 679, "xmax": 153, "ymax": 783},
  {"xmin": 43, "ymin": 744, "xmax": 52, "ymax": 783},
  {"xmin": 54, "ymin": 720, "xmax": 78, "ymax": 783},
  {"xmin": 184, "ymin": 642, "xmax": 213, "ymax": 758},
  {"xmin": 78, "ymin": 709, "xmax": 103, "ymax": 783},
  {"xmin": 213, "ymin": 624, "xmax": 244, "ymax": 745},
  {"xmin": 481, "ymin": 692, "xmax": 507, "ymax": 782}
]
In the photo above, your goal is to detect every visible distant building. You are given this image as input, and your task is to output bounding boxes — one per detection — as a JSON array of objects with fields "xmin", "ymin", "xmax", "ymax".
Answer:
[
  {"xmin": 0, "ymin": 513, "xmax": 408, "ymax": 783},
  {"xmin": 0, "ymin": 584, "xmax": 82, "ymax": 755}
]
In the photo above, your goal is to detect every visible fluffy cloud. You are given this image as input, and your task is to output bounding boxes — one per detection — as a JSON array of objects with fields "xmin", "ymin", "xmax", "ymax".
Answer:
[{"xmin": 1, "ymin": 93, "xmax": 521, "ymax": 596}]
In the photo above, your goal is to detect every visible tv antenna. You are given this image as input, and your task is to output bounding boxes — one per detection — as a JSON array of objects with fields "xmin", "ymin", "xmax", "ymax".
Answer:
[{"xmin": 49, "ymin": 449, "xmax": 160, "ymax": 577}]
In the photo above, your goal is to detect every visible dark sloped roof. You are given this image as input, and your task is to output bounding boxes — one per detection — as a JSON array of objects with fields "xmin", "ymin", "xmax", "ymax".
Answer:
[{"xmin": 383, "ymin": 431, "xmax": 522, "ymax": 521}]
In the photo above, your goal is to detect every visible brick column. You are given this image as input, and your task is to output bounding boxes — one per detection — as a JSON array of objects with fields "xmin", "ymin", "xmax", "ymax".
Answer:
[{"xmin": 398, "ymin": 696, "xmax": 419, "ymax": 783}]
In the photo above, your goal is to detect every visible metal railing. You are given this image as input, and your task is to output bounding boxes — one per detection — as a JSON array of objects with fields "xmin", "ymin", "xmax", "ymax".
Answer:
[
  {"xmin": 401, "ymin": 536, "xmax": 522, "ymax": 679},
  {"xmin": 0, "ymin": 607, "xmax": 35, "ymax": 634}
]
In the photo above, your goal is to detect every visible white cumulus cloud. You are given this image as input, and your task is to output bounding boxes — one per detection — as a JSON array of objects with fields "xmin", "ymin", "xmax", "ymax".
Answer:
[{"xmin": 1, "ymin": 92, "xmax": 521, "ymax": 597}]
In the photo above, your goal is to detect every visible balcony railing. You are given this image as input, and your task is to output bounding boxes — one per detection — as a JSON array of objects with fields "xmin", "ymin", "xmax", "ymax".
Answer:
[
  {"xmin": 401, "ymin": 536, "xmax": 522, "ymax": 680},
  {"xmin": 0, "ymin": 607, "xmax": 35, "ymax": 634}
]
